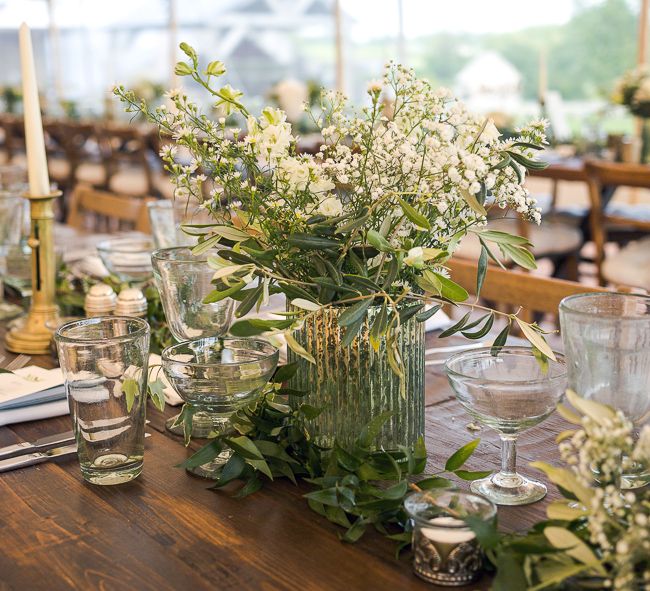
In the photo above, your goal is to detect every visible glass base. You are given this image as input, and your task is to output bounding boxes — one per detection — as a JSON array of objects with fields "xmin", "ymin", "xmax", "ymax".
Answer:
[
  {"xmin": 0, "ymin": 301, "xmax": 23, "ymax": 320},
  {"xmin": 470, "ymin": 472, "xmax": 547, "ymax": 506},
  {"xmin": 81, "ymin": 456, "xmax": 143, "ymax": 485},
  {"xmin": 165, "ymin": 411, "xmax": 223, "ymax": 439}
]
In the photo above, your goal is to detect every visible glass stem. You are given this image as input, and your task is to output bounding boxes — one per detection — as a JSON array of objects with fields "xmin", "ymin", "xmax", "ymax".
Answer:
[{"xmin": 500, "ymin": 435, "xmax": 518, "ymax": 476}]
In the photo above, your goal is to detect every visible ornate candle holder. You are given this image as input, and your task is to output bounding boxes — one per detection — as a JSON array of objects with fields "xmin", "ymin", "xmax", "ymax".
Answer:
[{"xmin": 5, "ymin": 190, "xmax": 60, "ymax": 354}]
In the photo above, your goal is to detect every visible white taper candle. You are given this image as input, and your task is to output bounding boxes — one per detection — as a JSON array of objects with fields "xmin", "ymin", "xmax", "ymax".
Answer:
[{"xmin": 19, "ymin": 22, "xmax": 51, "ymax": 196}]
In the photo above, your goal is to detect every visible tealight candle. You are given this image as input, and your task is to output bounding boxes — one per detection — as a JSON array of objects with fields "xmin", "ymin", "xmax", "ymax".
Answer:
[{"xmin": 404, "ymin": 490, "xmax": 495, "ymax": 587}]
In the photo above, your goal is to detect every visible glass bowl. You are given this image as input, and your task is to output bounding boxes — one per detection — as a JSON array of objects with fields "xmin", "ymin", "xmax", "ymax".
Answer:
[
  {"xmin": 97, "ymin": 237, "xmax": 154, "ymax": 282},
  {"xmin": 162, "ymin": 337, "xmax": 279, "ymax": 477}
]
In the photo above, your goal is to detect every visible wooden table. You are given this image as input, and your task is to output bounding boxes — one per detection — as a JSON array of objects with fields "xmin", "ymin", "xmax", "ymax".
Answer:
[{"xmin": 0, "ymin": 321, "xmax": 568, "ymax": 591}]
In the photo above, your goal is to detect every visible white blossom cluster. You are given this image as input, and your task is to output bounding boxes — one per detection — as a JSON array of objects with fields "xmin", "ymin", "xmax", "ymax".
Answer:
[{"xmin": 559, "ymin": 410, "xmax": 650, "ymax": 591}]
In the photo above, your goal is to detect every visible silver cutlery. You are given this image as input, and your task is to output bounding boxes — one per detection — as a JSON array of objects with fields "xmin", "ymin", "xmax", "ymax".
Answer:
[
  {"xmin": 0, "ymin": 420, "xmax": 152, "ymax": 461},
  {"xmin": 0, "ymin": 433, "xmax": 152, "ymax": 473}
]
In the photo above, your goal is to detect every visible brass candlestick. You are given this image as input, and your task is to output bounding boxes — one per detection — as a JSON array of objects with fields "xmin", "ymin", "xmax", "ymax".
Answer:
[{"xmin": 5, "ymin": 190, "xmax": 60, "ymax": 354}]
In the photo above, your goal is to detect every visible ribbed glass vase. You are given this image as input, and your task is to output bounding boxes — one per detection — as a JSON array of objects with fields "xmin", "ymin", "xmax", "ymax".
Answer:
[{"xmin": 287, "ymin": 303, "xmax": 425, "ymax": 450}]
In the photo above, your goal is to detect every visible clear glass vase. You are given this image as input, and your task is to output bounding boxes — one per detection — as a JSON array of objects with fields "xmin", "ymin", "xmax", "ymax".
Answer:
[{"xmin": 287, "ymin": 302, "xmax": 425, "ymax": 450}]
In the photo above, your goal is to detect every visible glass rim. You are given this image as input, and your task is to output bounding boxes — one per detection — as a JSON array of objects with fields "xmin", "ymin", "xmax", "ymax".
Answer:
[
  {"xmin": 162, "ymin": 336, "xmax": 279, "ymax": 368},
  {"xmin": 559, "ymin": 292, "xmax": 650, "ymax": 321},
  {"xmin": 54, "ymin": 315, "xmax": 150, "ymax": 344},
  {"xmin": 444, "ymin": 345, "xmax": 566, "ymax": 384},
  {"xmin": 404, "ymin": 489, "xmax": 496, "ymax": 526},
  {"xmin": 97, "ymin": 237, "xmax": 154, "ymax": 253},
  {"xmin": 151, "ymin": 246, "xmax": 210, "ymax": 263}
]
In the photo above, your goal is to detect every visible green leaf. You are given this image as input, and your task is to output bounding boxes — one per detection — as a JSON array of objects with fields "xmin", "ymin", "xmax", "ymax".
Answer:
[
  {"xmin": 506, "ymin": 149, "xmax": 549, "ymax": 170},
  {"xmin": 461, "ymin": 313, "xmax": 494, "ymax": 339},
  {"xmin": 490, "ymin": 322, "xmax": 510, "ymax": 356},
  {"xmin": 178, "ymin": 440, "xmax": 223, "ymax": 469},
  {"xmin": 543, "ymin": 527, "xmax": 606, "ymax": 574},
  {"xmin": 223, "ymin": 436, "xmax": 264, "ymax": 460},
  {"xmin": 477, "ymin": 245, "xmax": 488, "ymax": 296},
  {"xmin": 122, "ymin": 377, "xmax": 139, "ymax": 413},
  {"xmin": 445, "ymin": 438, "xmax": 480, "ymax": 471},
  {"xmin": 341, "ymin": 519, "xmax": 367, "ymax": 543},
  {"xmin": 431, "ymin": 272, "xmax": 468, "ymax": 302},
  {"xmin": 465, "ymin": 515, "xmax": 500, "ymax": 550},
  {"xmin": 369, "ymin": 302, "xmax": 388, "ymax": 351},
  {"xmin": 338, "ymin": 298, "xmax": 373, "ymax": 327},
  {"xmin": 477, "ymin": 230, "xmax": 532, "ymax": 246},
  {"xmin": 399, "ymin": 303, "xmax": 425, "ymax": 324},
  {"xmin": 288, "ymin": 234, "xmax": 340, "ymax": 250},
  {"xmin": 492, "ymin": 552, "xmax": 528, "ymax": 591},
  {"xmin": 500, "ymin": 243, "xmax": 537, "ymax": 270},
  {"xmin": 454, "ymin": 469, "xmax": 492, "ymax": 481},
  {"xmin": 203, "ymin": 280, "xmax": 246, "ymax": 304},
  {"xmin": 271, "ymin": 362, "xmax": 299, "ymax": 384},
  {"xmin": 235, "ymin": 283, "xmax": 263, "ymax": 318},
  {"xmin": 515, "ymin": 318, "xmax": 556, "ymax": 361},
  {"xmin": 211, "ymin": 454, "xmax": 247, "ymax": 487},
  {"xmin": 285, "ymin": 331, "xmax": 315, "ymax": 363},
  {"xmin": 397, "ymin": 197, "xmax": 431, "ymax": 230},
  {"xmin": 299, "ymin": 404, "xmax": 324, "ymax": 420},
  {"xmin": 304, "ymin": 487, "xmax": 340, "ymax": 507},
  {"xmin": 366, "ymin": 229, "xmax": 393, "ymax": 252},
  {"xmin": 246, "ymin": 458, "xmax": 274, "ymax": 480},
  {"xmin": 459, "ymin": 188, "xmax": 487, "ymax": 216},
  {"xmin": 416, "ymin": 304, "xmax": 442, "ymax": 322},
  {"xmin": 340, "ymin": 314, "xmax": 365, "ymax": 347},
  {"xmin": 234, "ymin": 475, "xmax": 263, "ymax": 498},
  {"xmin": 343, "ymin": 274, "xmax": 381, "ymax": 292},
  {"xmin": 147, "ymin": 378, "xmax": 166, "ymax": 412},
  {"xmin": 229, "ymin": 318, "xmax": 293, "ymax": 336},
  {"xmin": 290, "ymin": 298, "xmax": 321, "ymax": 312},
  {"xmin": 438, "ymin": 312, "xmax": 471, "ymax": 338},
  {"xmin": 417, "ymin": 476, "xmax": 453, "ymax": 489}
]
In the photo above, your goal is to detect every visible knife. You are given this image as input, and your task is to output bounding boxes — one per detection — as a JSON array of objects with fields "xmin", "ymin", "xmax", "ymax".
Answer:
[
  {"xmin": 0, "ymin": 433, "xmax": 152, "ymax": 473},
  {"xmin": 0, "ymin": 430, "xmax": 74, "ymax": 460},
  {"xmin": 0, "ymin": 420, "xmax": 152, "ymax": 460}
]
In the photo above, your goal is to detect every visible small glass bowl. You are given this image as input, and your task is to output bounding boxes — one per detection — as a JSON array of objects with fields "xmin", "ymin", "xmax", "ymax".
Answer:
[
  {"xmin": 404, "ymin": 489, "xmax": 496, "ymax": 586},
  {"xmin": 97, "ymin": 237, "xmax": 154, "ymax": 283},
  {"xmin": 162, "ymin": 337, "xmax": 279, "ymax": 477}
]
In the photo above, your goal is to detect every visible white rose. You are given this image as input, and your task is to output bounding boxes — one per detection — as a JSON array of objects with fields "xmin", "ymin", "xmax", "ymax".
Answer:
[
  {"xmin": 310, "ymin": 176, "xmax": 335, "ymax": 193},
  {"xmin": 318, "ymin": 196, "xmax": 343, "ymax": 217},
  {"xmin": 404, "ymin": 246, "xmax": 425, "ymax": 269}
]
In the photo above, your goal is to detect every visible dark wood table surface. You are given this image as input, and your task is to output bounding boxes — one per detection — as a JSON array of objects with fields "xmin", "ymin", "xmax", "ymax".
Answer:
[
  {"xmin": 0, "ymin": 224, "xmax": 570, "ymax": 590},
  {"xmin": 0, "ymin": 322, "xmax": 568, "ymax": 591}
]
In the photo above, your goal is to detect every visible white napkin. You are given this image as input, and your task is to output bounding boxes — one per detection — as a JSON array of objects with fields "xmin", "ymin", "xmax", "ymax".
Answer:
[{"xmin": 0, "ymin": 399, "xmax": 69, "ymax": 427}]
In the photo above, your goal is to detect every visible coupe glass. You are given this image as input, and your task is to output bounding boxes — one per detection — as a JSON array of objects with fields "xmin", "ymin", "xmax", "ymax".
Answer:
[
  {"xmin": 147, "ymin": 199, "xmax": 212, "ymax": 249},
  {"xmin": 162, "ymin": 337, "xmax": 279, "ymax": 477},
  {"xmin": 96, "ymin": 237, "xmax": 154, "ymax": 283},
  {"xmin": 0, "ymin": 164, "xmax": 27, "ymax": 319},
  {"xmin": 55, "ymin": 316, "xmax": 150, "ymax": 485},
  {"xmin": 152, "ymin": 247, "xmax": 235, "ymax": 435},
  {"xmin": 560, "ymin": 292, "xmax": 650, "ymax": 488},
  {"xmin": 445, "ymin": 346, "xmax": 567, "ymax": 505}
]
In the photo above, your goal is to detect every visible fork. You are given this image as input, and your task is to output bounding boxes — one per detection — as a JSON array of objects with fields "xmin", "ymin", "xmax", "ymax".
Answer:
[{"xmin": 4, "ymin": 355, "xmax": 31, "ymax": 372}]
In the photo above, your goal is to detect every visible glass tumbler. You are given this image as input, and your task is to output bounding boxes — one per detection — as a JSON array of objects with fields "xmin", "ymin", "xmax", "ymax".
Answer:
[
  {"xmin": 404, "ymin": 489, "xmax": 496, "ymax": 586},
  {"xmin": 152, "ymin": 247, "xmax": 235, "ymax": 435},
  {"xmin": 560, "ymin": 292, "xmax": 650, "ymax": 488},
  {"xmin": 55, "ymin": 317, "xmax": 150, "ymax": 485},
  {"xmin": 445, "ymin": 347, "xmax": 567, "ymax": 505}
]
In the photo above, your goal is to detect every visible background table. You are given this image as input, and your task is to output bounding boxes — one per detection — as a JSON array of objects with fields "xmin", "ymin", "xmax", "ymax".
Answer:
[{"xmin": 0, "ymin": 320, "xmax": 567, "ymax": 591}]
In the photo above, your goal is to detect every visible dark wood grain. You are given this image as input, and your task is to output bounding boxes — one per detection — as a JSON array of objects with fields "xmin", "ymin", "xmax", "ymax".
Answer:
[
  {"xmin": 0, "ymin": 223, "xmax": 567, "ymax": 590},
  {"xmin": 0, "ymin": 323, "xmax": 567, "ymax": 591}
]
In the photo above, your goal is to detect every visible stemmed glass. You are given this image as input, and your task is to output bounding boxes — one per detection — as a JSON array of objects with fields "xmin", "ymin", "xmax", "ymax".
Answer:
[
  {"xmin": 0, "ymin": 164, "xmax": 28, "ymax": 319},
  {"xmin": 445, "ymin": 346, "xmax": 567, "ymax": 506},
  {"xmin": 147, "ymin": 199, "xmax": 213, "ymax": 249},
  {"xmin": 152, "ymin": 246, "xmax": 235, "ymax": 434},
  {"xmin": 162, "ymin": 337, "xmax": 278, "ymax": 477}
]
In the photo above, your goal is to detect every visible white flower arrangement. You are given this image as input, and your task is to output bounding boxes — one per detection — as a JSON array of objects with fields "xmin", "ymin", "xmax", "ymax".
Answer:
[{"xmin": 114, "ymin": 43, "xmax": 553, "ymax": 365}]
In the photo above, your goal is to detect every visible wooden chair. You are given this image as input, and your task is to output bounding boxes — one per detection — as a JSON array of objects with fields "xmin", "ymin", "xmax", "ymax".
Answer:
[
  {"xmin": 584, "ymin": 160, "xmax": 650, "ymax": 290},
  {"xmin": 67, "ymin": 184, "xmax": 153, "ymax": 234},
  {"xmin": 447, "ymin": 258, "xmax": 608, "ymax": 324}
]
